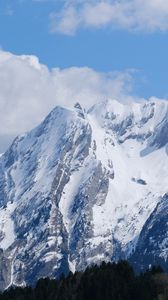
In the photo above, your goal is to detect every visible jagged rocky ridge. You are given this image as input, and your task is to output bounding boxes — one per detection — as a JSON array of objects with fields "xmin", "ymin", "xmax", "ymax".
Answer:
[{"xmin": 0, "ymin": 99, "xmax": 168, "ymax": 289}]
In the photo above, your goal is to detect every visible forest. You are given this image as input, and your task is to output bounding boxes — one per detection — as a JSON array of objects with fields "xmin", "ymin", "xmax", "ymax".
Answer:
[{"xmin": 0, "ymin": 260, "xmax": 167, "ymax": 300}]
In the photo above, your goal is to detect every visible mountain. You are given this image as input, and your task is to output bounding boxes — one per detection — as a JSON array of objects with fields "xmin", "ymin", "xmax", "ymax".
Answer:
[{"xmin": 0, "ymin": 99, "xmax": 168, "ymax": 290}]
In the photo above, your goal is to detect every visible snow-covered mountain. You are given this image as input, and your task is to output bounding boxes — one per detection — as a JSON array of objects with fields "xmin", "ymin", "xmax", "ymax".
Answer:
[{"xmin": 0, "ymin": 99, "xmax": 168, "ymax": 289}]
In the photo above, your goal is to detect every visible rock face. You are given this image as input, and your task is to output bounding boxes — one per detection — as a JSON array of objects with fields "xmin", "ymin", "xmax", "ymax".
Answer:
[
  {"xmin": 130, "ymin": 193, "xmax": 168, "ymax": 272},
  {"xmin": 0, "ymin": 99, "xmax": 168, "ymax": 289}
]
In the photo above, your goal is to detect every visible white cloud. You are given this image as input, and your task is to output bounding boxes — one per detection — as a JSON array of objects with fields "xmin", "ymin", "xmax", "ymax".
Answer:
[
  {"xmin": 0, "ymin": 50, "xmax": 135, "ymax": 141},
  {"xmin": 50, "ymin": 6, "xmax": 80, "ymax": 36},
  {"xmin": 49, "ymin": 0, "xmax": 168, "ymax": 35}
]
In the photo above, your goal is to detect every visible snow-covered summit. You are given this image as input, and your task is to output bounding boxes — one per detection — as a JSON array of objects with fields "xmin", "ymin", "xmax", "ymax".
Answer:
[{"xmin": 0, "ymin": 98, "xmax": 168, "ymax": 289}]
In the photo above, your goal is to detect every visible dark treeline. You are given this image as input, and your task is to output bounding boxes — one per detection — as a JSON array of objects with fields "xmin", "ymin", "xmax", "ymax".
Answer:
[{"xmin": 0, "ymin": 261, "xmax": 167, "ymax": 300}]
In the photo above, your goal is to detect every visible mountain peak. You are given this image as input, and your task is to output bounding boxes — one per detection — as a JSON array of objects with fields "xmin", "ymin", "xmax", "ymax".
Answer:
[
  {"xmin": 74, "ymin": 102, "xmax": 85, "ymax": 118},
  {"xmin": 0, "ymin": 98, "xmax": 168, "ymax": 289}
]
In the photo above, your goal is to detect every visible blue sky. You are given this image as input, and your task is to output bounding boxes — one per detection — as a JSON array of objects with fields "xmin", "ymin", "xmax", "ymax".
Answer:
[
  {"xmin": 1, "ymin": 0, "xmax": 168, "ymax": 151},
  {"xmin": 1, "ymin": 0, "xmax": 168, "ymax": 98}
]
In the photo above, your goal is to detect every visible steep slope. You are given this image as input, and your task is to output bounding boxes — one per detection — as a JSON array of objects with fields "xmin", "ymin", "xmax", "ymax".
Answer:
[
  {"xmin": 130, "ymin": 193, "xmax": 168, "ymax": 271},
  {"xmin": 0, "ymin": 99, "xmax": 168, "ymax": 289}
]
